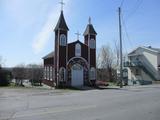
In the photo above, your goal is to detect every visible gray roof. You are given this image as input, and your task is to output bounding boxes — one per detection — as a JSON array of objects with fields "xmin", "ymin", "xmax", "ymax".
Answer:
[
  {"xmin": 83, "ymin": 24, "xmax": 97, "ymax": 36},
  {"xmin": 149, "ymin": 47, "xmax": 160, "ymax": 53},
  {"xmin": 54, "ymin": 11, "xmax": 69, "ymax": 31},
  {"xmin": 42, "ymin": 51, "xmax": 54, "ymax": 59},
  {"xmin": 128, "ymin": 46, "xmax": 160, "ymax": 56}
]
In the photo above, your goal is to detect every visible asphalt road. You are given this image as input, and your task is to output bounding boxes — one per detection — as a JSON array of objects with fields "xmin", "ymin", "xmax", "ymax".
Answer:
[{"xmin": 0, "ymin": 85, "xmax": 160, "ymax": 120}]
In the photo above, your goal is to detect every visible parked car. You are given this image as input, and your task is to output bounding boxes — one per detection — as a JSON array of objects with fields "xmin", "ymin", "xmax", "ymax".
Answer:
[{"xmin": 96, "ymin": 80, "xmax": 109, "ymax": 86}]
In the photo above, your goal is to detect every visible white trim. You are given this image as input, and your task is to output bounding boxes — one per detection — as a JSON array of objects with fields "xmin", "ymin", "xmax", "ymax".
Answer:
[
  {"xmin": 88, "ymin": 34, "xmax": 90, "ymax": 80},
  {"xmin": 66, "ymin": 35, "xmax": 68, "ymax": 84},
  {"xmin": 57, "ymin": 30, "xmax": 60, "ymax": 86},
  {"xmin": 67, "ymin": 57, "xmax": 88, "ymax": 68}
]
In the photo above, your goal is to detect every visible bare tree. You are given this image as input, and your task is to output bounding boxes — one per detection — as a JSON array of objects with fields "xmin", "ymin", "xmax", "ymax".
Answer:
[
  {"xmin": 96, "ymin": 45, "xmax": 117, "ymax": 82},
  {"xmin": 26, "ymin": 64, "xmax": 43, "ymax": 86},
  {"xmin": 114, "ymin": 40, "xmax": 120, "ymax": 68},
  {"xmin": 12, "ymin": 64, "xmax": 26, "ymax": 86}
]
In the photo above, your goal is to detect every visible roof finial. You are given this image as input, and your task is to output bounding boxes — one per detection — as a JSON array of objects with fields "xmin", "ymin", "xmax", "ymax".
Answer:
[
  {"xmin": 75, "ymin": 31, "xmax": 81, "ymax": 40},
  {"xmin": 59, "ymin": 0, "xmax": 65, "ymax": 11},
  {"xmin": 89, "ymin": 17, "xmax": 91, "ymax": 24}
]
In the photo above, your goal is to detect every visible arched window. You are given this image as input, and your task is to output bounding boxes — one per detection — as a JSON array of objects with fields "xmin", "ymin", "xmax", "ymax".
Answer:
[
  {"xmin": 60, "ymin": 34, "xmax": 66, "ymax": 46},
  {"xmin": 50, "ymin": 66, "xmax": 52, "ymax": 81},
  {"xmin": 72, "ymin": 64, "xmax": 82, "ymax": 70},
  {"xmin": 44, "ymin": 66, "xmax": 47, "ymax": 79},
  {"xmin": 75, "ymin": 43, "xmax": 81, "ymax": 57},
  {"xmin": 47, "ymin": 66, "xmax": 49, "ymax": 80},
  {"xmin": 59, "ymin": 67, "xmax": 66, "ymax": 81},
  {"xmin": 90, "ymin": 67, "xmax": 96, "ymax": 80},
  {"xmin": 89, "ymin": 39, "xmax": 96, "ymax": 49},
  {"xmin": 52, "ymin": 68, "xmax": 55, "ymax": 80}
]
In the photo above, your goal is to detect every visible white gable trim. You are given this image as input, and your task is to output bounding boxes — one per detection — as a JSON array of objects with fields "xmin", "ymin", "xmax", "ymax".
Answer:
[{"xmin": 128, "ymin": 46, "xmax": 159, "ymax": 56}]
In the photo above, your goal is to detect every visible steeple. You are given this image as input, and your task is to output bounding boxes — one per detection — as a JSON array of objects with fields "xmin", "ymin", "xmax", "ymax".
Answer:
[
  {"xmin": 83, "ymin": 17, "xmax": 97, "ymax": 36},
  {"xmin": 54, "ymin": 11, "xmax": 69, "ymax": 31}
]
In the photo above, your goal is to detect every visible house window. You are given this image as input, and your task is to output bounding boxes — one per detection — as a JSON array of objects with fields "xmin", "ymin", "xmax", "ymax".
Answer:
[
  {"xmin": 90, "ymin": 67, "xmax": 96, "ymax": 80},
  {"xmin": 89, "ymin": 39, "xmax": 96, "ymax": 49},
  {"xmin": 135, "ymin": 68, "xmax": 140, "ymax": 75},
  {"xmin": 59, "ymin": 67, "xmax": 66, "ymax": 81},
  {"xmin": 136, "ymin": 57, "xmax": 139, "ymax": 61},
  {"xmin": 75, "ymin": 43, "xmax": 81, "ymax": 57},
  {"xmin": 60, "ymin": 34, "xmax": 66, "ymax": 46},
  {"xmin": 158, "ymin": 65, "xmax": 160, "ymax": 71}
]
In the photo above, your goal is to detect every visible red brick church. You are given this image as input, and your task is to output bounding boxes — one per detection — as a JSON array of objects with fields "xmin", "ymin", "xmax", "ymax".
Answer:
[{"xmin": 43, "ymin": 9, "xmax": 97, "ymax": 87}]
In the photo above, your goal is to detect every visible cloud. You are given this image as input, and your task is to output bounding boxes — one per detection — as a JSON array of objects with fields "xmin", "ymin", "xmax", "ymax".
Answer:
[
  {"xmin": 32, "ymin": 7, "xmax": 59, "ymax": 54},
  {"xmin": 32, "ymin": 0, "xmax": 71, "ymax": 54}
]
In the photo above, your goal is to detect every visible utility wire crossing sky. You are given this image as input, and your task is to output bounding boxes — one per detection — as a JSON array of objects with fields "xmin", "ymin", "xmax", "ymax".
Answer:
[{"xmin": 0, "ymin": 0, "xmax": 160, "ymax": 67}]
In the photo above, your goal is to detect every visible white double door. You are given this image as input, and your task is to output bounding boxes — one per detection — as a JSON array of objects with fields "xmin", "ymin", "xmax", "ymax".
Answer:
[{"xmin": 71, "ymin": 64, "xmax": 84, "ymax": 86}]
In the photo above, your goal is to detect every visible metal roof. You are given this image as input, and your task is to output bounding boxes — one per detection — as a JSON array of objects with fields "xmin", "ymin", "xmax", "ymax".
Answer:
[
  {"xmin": 54, "ymin": 11, "xmax": 69, "ymax": 31},
  {"xmin": 42, "ymin": 51, "xmax": 54, "ymax": 59},
  {"xmin": 83, "ymin": 24, "xmax": 97, "ymax": 36}
]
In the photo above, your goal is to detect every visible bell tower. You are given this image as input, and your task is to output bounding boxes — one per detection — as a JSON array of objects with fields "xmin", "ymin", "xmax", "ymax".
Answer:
[
  {"xmin": 54, "ymin": 1, "xmax": 69, "ymax": 87},
  {"xmin": 83, "ymin": 17, "xmax": 97, "ymax": 82}
]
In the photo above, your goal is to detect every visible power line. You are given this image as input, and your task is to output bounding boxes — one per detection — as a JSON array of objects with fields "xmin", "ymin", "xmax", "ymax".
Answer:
[
  {"xmin": 120, "ymin": 0, "xmax": 125, "ymax": 8},
  {"xmin": 125, "ymin": 0, "xmax": 143, "ymax": 21},
  {"xmin": 121, "ymin": 13, "xmax": 134, "ymax": 51}
]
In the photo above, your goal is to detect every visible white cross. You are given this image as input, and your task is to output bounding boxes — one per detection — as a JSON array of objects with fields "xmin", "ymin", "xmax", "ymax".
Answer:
[
  {"xmin": 75, "ymin": 31, "xmax": 81, "ymax": 40},
  {"xmin": 59, "ymin": 0, "xmax": 65, "ymax": 11}
]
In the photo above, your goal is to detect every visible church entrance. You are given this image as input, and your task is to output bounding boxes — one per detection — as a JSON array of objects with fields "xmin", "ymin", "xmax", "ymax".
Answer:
[{"xmin": 71, "ymin": 64, "xmax": 83, "ymax": 86}]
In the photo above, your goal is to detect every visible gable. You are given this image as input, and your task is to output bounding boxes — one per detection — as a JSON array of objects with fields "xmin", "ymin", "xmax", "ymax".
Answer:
[
  {"xmin": 68, "ymin": 40, "xmax": 88, "ymax": 61},
  {"xmin": 128, "ymin": 46, "xmax": 160, "ymax": 57}
]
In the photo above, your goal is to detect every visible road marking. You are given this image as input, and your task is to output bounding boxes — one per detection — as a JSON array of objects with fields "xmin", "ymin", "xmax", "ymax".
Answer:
[{"xmin": 12, "ymin": 105, "xmax": 96, "ymax": 119}]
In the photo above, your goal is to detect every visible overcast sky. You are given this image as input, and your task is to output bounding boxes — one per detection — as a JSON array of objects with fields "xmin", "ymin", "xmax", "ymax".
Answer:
[{"xmin": 0, "ymin": 0, "xmax": 160, "ymax": 67}]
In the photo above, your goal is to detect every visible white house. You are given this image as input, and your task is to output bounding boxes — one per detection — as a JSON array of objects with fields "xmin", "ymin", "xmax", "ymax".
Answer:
[{"xmin": 124, "ymin": 46, "xmax": 160, "ymax": 85}]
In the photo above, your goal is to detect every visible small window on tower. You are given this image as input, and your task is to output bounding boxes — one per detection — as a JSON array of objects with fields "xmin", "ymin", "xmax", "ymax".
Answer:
[
  {"xmin": 60, "ymin": 34, "xmax": 66, "ymax": 46},
  {"xmin": 90, "ymin": 39, "xmax": 96, "ymax": 49}
]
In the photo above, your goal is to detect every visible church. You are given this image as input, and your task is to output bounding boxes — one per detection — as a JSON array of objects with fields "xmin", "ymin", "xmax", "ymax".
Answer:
[{"xmin": 42, "ymin": 7, "xmax": 97, "ymax": 88}]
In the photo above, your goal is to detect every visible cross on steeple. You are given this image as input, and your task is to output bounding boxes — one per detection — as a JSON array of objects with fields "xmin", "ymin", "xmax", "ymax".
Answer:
[
  {"xmin": 75, "ymin": 31, "xmax": 81, "ymax": 40},
  {"xmin": 59, "ymin": 0, "xmax": 65, "ymax": 11}
]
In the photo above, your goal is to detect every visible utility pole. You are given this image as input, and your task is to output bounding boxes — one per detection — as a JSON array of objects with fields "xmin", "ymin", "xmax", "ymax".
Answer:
[{"xmin": 118, "ymin": 7, "xmax": 123, "ymax": 88}]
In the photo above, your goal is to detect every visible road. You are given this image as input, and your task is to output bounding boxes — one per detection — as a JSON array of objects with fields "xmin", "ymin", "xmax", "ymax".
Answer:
[{"xmin": 0, "ymin": 85, "xmax": 160, "ymax": 120}]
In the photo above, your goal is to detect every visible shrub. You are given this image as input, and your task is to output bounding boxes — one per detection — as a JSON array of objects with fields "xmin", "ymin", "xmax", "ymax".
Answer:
[{"xmin": 0, "ymin": 69, "xmax": 11, "ymax": 86}]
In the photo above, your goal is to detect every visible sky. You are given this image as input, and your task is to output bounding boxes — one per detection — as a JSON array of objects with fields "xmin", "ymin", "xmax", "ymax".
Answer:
[{"xmin": 0, "ymin": 0, "xmax": 160, "ymax": 67}]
